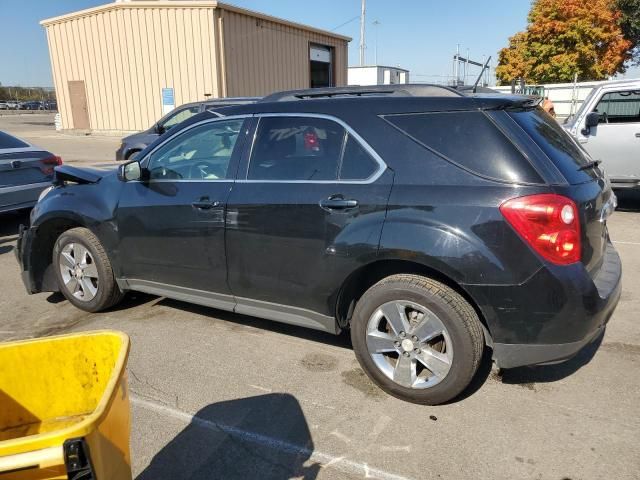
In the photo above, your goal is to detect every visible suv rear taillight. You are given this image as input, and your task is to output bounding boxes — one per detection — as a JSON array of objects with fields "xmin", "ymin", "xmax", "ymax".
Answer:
[
  {"xmin": 500, "ymin": 194, "xmax": 581, "ymax": 265},
  {"xmin": 41, "ymin": 155, "xmax": 63, "ymax": 175}
]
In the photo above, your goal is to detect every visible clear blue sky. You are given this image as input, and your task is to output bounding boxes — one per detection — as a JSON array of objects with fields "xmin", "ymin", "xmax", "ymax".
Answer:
[{"xmin": 0, "ymin": 0, "xmax": 637, "ymax": 88}]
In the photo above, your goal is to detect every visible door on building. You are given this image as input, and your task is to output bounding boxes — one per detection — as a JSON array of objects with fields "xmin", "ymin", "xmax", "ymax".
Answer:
[
  {"xmin": 310, "ymin": 44, "xmax": 334, "ymax": 88},
  {"xmin": 68, "ymin": 81, "xmax": 90, "ymax": 130}
]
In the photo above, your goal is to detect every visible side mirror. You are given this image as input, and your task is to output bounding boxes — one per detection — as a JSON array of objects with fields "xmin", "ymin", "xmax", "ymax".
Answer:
[
  {"xmin": 582, "ymin": 112, "xmax": 601, "ymax": 136},
  {"xmin": 586, "ymin": 112, "xmax": 601, "ymax": 128},
  {"xmin": 118, "ymin": 160, "xmax": 143, "ymax": 182},
  {"xmin": 155, "ymin": 123, "xmax": 164, "ymax": 135}
]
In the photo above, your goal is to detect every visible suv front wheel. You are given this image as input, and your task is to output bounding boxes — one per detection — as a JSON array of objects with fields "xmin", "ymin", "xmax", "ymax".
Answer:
[
  {"xmin": 53, "ymin": 227, "xmax": 124, "ymax": 312},
  {"xmin": 350, "ymin": 274, "xmax": 484, "ymax": 405}
]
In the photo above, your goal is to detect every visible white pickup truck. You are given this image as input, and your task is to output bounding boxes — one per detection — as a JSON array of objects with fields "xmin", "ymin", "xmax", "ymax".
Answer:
[{"xmin": 563, "ymin": 79, "xmax": 640, "ymax": 190}]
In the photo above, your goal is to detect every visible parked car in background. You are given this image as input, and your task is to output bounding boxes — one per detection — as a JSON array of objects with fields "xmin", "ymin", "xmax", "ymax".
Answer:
[
  {"xmin": 0, "ymin": 130, "xmax": 61, "ymax": 213},
  {"xmin": 115, "ymin": 97, "xmax": 259, "ymax": 160},
  {"xmin": 5, "ymin": 101, "xmax": 20, "ymax": 110},
  {"xmin": 43, "ymin": 100, "xmax": 57, "ymax": 111},
  {"xmin": 21, "ymin": 101, "xmax": 43, "ymax": 110},
  {"xmin": 17, "ymin": 85, "xmax": 620, "ymax": 405},
  {"xmin": 563, "ymin": 79, "xmax": 640, "ymax": 190},
  {"xmin": 0, "ymin": 101, "xmax": 7, "ymax": 110}
]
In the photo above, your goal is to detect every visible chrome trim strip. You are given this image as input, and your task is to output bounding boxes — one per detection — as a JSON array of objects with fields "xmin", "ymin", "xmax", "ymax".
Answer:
[
  {"xmin": 120, "ymin": 279, "xmax": 339, "ymax": 334},
  {"xmin": 0, "ymin": 181, "xmax": 51, "ymax": 194},
  {"xmin": 240, "ymin": 112, "xmax": 388, "ymax": 185}
]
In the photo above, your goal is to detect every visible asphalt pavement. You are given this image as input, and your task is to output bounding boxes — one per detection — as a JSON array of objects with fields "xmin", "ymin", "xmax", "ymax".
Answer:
[{"xmin": 1, "ymin": 114, "xmax": 638, "ymax": 480}]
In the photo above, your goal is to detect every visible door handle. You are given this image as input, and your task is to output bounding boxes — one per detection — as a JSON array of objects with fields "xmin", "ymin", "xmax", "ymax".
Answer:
[
  {"xmin": 10, "ymin": 160, "xmax": 21, "ymax": 169},
  {"xmin": 635, "ymin": 133, "xmax": 640, "ymax": 138},
  {"xmin": 319, "ymin": 196, "xmax": 359, "ymax": 210},
  {"xmin": 192, "ymin": 199, "xmax": 220, "ymax": 210}
]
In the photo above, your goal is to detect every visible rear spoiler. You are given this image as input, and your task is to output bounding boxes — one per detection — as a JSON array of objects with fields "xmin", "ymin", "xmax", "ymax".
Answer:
[{"xmin": 475, "ymin": 95, "xmax": 543, "ymax": 111}]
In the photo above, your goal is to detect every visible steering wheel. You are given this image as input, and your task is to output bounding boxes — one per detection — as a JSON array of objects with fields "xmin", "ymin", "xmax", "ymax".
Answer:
[{"xmin": 150, "ymin": 166, "xmax": 183, "ymax": 180}]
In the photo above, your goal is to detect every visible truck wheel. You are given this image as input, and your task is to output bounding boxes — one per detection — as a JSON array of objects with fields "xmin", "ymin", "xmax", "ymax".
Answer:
[
  {"xmin": 53, "ymin": 227, "xmax": 124, "ymax": 312},
  {"xmin": 350, "ymin": 274, "xmax": 484, "ymax": 405}
]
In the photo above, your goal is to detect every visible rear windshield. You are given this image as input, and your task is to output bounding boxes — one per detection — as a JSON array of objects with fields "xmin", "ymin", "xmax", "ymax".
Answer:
[
  {"xmin": 383, "ymin": 111, "xmax": 542, "ymax": 184},
  {"xmin": 0, "ymin": 131, "xmax": 28, "ymax": 149},
  {"xmin": 509, "ymin": 109, "xmax": 596, "ymax": 184}
]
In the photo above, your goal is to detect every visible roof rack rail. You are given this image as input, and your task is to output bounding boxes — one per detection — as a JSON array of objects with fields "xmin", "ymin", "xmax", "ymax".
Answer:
[{"xmin": 260, "ymin": 84, "xmax": 463, "ymax": 102}]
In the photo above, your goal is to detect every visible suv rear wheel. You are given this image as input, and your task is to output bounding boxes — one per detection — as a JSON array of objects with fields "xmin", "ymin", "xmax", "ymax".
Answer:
[
  {"xmin": 53, "ymin": 227, "xmax": 124, "ymax": 312},
  {"xmin": 350, "ymin": 274, "xmax": 484, "ymax": 405}
]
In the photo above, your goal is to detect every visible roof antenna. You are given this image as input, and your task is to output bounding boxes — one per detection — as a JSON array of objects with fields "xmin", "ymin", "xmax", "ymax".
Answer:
[{"xmin": 472, "ymin": 56, "xmax": 491, "ymax": 93}]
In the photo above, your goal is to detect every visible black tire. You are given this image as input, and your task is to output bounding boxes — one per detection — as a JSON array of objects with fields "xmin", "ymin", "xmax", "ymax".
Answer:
[
  {"xmin": 350, "ymin": 274, "xmax": 484, "ymax": 405},
  {"xmin": 53, "ymin": 227, "xmax": 124, "ymax": 312}
]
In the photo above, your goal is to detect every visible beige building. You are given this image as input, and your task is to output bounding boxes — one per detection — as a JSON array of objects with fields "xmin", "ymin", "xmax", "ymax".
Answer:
[{"xmin": 41, "ymin": 1, "xmax": 350, "ymax": 132}]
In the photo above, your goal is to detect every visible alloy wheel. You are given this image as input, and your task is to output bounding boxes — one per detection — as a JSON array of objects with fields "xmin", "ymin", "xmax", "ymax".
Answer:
[
  {"xmin": 366, "ymin": 300, "xmax": 453, "ymax": 389},
  {"xmin": 58, "ymin": 243, "xmax": 99, "ymax": 302}
]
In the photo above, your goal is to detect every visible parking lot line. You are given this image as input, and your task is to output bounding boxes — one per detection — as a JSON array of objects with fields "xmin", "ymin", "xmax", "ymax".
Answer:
[
  {"xmin": 131, "ymin": 395, "xmax": 414, "ymax": 480},
  {"xmin": 613, "ymin": 241, "xmax": 640, "ymax": 246}
]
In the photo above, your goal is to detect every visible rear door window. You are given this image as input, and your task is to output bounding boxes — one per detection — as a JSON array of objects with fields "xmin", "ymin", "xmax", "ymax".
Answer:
[
  {"xmin": 509, "ymin": 109, "xmax": 596, "ymax": 184},
  {"xmin": 248, "ymin": 116, "xmax": 345, "ymax": 181},
  {"xmin": 593, "ymin": 90, "xmax": 640, "ymax": 124},
  {"xmin": 383, "ymin": 111, "xmax": 543, "ymax": 184},
  {"xmin": 339, "ymin": 135, "xmax": 378, "ymax": 180}
]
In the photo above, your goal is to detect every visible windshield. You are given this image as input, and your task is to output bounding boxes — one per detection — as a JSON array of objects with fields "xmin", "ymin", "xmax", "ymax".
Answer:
[{"xmin": 566, "ymin": 87, "xmax": 600, "ymax": 126}]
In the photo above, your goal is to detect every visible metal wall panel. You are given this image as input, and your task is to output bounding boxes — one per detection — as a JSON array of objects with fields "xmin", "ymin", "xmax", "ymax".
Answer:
[
  {"xmin": 44, "ymin": 4, "xmax": 220, "ymax": 132},
  {"xmin": 220, "ymin": 10, "xmax": 348, "ymax": 97},
  {"xmin": 42, "ymin": 2, "xmax": 350, "ymax": 132}
]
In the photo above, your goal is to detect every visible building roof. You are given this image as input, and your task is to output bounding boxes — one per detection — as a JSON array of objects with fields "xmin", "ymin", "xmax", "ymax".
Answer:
[
  {"xmin": 40, "ymin": 1, "xmax": 352, "ymax": 42},
  {"xmin": 348, "ymin": 65, "xmax": 410, "ymax": 73}
]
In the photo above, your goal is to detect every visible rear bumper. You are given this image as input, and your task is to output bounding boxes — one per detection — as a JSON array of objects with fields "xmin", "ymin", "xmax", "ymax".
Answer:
[
  {"xmin": 610, "ymin": 178, "xmax": 640, "ymax": 190},
  {"xmin": 466, "ymin": 242, "xmax": 622, "ymax": 368}
]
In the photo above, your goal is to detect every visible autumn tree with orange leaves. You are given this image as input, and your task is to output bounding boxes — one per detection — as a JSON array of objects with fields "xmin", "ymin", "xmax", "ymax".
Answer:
[{"xmin": 496, "ymin": 0, "xmax": 634, "ymax": 84}]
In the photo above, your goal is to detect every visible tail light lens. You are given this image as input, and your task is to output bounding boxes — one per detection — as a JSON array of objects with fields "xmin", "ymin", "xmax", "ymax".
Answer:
[
  {"xmin": 500, "ymin": 194, "xmax": 581, "ymax": 265},
  {"xmin": 40, "ymin": 155, "xmax": 63, "ymax": 175}
]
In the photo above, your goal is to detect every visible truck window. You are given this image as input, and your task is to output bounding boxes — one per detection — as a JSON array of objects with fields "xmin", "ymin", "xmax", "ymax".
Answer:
[{"xmin": 594, "ymin": 91, "xmax": 640, "ymax": 124}]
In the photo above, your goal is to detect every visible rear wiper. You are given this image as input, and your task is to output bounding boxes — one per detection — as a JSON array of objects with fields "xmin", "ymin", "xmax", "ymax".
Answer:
[{"xmin": 578, "ymin": 160, "xmax": 602, "ymax": 171}]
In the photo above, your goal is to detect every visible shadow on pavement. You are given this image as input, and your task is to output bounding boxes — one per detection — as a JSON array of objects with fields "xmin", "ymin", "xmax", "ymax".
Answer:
[
  {"xmin": 0, "ymin": 210, "xmax": 29, "ymax": 238},
  {"xmin": 136, "ymin": 393, "xmax": 320, "ymax": 480},
  {"xmin": 499, "ymin": 330, "xmax": 604, "ymax": 385}
]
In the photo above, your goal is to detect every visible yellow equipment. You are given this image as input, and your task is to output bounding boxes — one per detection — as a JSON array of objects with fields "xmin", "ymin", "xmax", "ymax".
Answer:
[{"xmin": 0, "ymin": 331, "xmax": 132, "ymax": 480}]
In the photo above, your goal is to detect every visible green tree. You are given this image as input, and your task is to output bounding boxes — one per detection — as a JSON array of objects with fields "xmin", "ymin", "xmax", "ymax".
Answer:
[
  {"xmin": 496, "ymin": 0, "xmax": 634, "ymax": 84},
  {"xmin": 616, "ymin": 0, "xmax": 640, "ymax": 65}
]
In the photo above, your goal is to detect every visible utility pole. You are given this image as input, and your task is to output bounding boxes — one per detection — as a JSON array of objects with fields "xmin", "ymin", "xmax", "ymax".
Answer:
[{"xmin": 359, "ymin": 0, "xmax": 366, "ymax": 66}]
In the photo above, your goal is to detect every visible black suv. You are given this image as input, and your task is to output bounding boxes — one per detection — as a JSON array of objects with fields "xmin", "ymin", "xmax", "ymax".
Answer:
[{"xmin": 16, "ymin": 85, "xmax": 621, "ymax": 405}]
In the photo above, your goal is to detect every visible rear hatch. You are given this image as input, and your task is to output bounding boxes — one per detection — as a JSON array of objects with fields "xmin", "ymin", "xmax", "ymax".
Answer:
[{"xmin": 509, "ymin": 109, "xmax": 614, "ymax": 273}]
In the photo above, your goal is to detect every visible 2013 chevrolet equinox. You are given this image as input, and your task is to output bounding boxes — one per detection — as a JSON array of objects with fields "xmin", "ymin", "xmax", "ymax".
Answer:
[{"xmin": 16, "ymin": 85, "xmax": 621, "ymax": 405}]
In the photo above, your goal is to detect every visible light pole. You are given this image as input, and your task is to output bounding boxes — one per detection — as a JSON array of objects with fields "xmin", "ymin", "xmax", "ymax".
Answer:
[
  {"xmin": 373, "ymin": 20, "xmax": 381, "ymax": 65},
  {"xmin": 359, "ymin": 0, "xmax": 366, "ymax": 66}
]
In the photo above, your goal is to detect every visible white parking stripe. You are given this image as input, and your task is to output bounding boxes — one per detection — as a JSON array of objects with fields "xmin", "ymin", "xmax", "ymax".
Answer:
[
  {"xmin": 613, "ymin": 241, "xmax": 640, "ymax": 246},
  {"xmin": 132, "ymin": 395, "xmax": 413, "ymax": 480}
]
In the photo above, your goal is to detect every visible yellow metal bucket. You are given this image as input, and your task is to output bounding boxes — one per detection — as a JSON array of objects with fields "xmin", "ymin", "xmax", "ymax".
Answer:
[{"xmin": 0, "ymin": 330, "xmax": 131, "ymax": 480}]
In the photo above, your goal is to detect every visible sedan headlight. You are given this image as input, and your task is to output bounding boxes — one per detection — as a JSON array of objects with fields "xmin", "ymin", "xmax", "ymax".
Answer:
[{"xmin": 38, "ymin": 185, "xmax": 55, "ymax": 203}]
